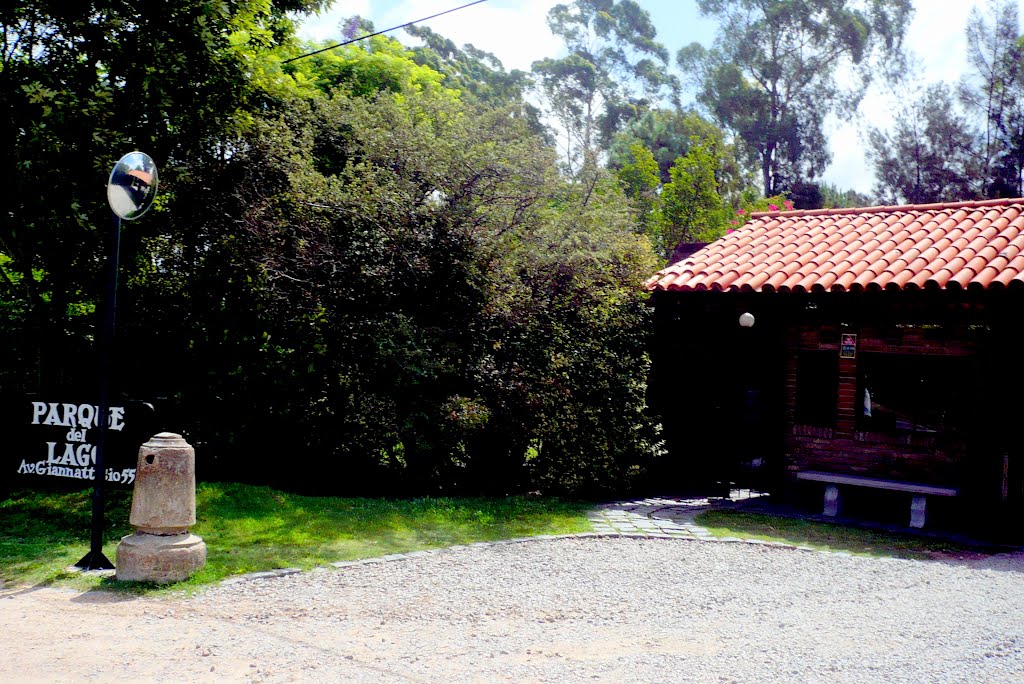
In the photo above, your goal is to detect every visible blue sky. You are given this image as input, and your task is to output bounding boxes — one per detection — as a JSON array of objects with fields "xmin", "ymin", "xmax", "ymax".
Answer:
[{"xmin": 298, "ymin": 1, "xmax": 1022, "ymax": 196}]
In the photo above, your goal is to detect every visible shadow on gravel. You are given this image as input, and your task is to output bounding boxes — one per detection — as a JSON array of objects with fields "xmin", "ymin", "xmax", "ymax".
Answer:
[
  {"xmin": 684, "ymin": 494, "xmax": 1024, "ymax": 573},
  {"xmin": 918, "ymin": 549, "xmax": 1024, "ymax": 574},
  {"xmin": 70, "ymin": 590, "xmax": 141, "ymax": 604}
]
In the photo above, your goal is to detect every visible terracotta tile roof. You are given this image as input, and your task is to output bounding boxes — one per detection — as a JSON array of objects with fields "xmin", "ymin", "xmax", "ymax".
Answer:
[{"xmin": 647, "ymin": 198, "xmax": 1024, "ymax": 293}]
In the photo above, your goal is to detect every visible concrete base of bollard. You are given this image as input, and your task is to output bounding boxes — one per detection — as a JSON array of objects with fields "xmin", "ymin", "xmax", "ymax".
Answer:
[{"xmin": 116, "ymin": 532, "xmax": 207, "ymax": 583}]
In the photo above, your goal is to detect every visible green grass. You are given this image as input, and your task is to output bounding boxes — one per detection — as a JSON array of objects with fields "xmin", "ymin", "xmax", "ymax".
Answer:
[
  {"xmin": 694, "ymin": 510, "xmax": 976, "ymax": 559},
  {"xmin": 0, "ymin": 483, "xmax": 591, "ymax": 592}
]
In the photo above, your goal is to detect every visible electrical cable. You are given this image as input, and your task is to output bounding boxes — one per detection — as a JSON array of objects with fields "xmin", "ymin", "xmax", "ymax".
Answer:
[{"xmin": 282, "ymin": 0, "xmax": 490, "ymax": 64}]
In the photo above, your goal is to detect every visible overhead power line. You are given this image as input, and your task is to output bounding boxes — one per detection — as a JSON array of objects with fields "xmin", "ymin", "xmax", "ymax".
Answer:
[{"xmin": 282, "ymin": 0, "xmax": 490, "ymax": 64}]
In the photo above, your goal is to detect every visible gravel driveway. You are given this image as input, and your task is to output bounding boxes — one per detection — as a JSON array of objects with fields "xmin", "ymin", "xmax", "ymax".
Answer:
[{"xmin": 2, "ymin": 536, "xmax": 1023, "ymax": 683}]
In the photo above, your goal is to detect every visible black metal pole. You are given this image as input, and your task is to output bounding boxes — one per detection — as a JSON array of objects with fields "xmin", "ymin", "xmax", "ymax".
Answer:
[{"xmin": 75, "ymin": 213, "xmax": 121, "ymax": 570}]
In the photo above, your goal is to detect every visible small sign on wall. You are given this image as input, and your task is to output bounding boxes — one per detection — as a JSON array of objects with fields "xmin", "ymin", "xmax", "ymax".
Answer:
[{"xmin": 840, "ymin": 333, "xmax": 857, "ymax": 359}]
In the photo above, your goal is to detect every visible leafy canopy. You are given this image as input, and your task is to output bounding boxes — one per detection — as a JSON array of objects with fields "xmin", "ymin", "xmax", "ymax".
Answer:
[
  {"xmin": 0, "ymin": 0, "xmax": 325, "ymax": 389},
  {"xmin": 532, "ymin": 0, "xmax": 676, "ymax": 174},
  {"xmin": 679, "ymin": 0, "xmax": 913, "ymax": 196}
]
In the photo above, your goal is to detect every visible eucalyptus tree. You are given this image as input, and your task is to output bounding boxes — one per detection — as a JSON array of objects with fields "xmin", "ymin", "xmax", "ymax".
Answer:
[
  {"xmin": 403, "ymin": 26, "xmax": 535, "ymax": 107},
  {"xmin": 531, "ymin": 0, "xmax": 677, "ymax": 175},
  {"xmin": 678, "ymin": 0, "xmax": 913, "ymax": 197}
]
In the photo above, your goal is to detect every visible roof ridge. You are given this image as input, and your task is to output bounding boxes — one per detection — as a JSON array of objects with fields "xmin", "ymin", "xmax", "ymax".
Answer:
[{"xmin": 751, "ymin": 197, "xmax": 1024, "ymax": 219}]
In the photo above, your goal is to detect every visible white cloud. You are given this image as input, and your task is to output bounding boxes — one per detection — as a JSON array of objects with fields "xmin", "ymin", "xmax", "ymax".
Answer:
[
  {"xmin": 298, "ymin": 1, "xmax": 371, "ymax": 43},
  {"xmin": 296, "ymin": 0, "xmax": 561, "ymax": 72},
  {"xmin": 388, "ymin": 0, "xmax": 561, "ymax": 72},
  {"xmin": 908, "ymin": 0, "xmax": 975, "ymax": 84}
]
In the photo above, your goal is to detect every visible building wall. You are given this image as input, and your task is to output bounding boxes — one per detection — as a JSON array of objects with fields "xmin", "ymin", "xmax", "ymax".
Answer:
[
  {"xmin": 783, "ymin": 321, "xmax": 977, "ymax": 487},
  {"xmin": 651, "ymin": 289, "xmax": 1024, "ymax": 512}
]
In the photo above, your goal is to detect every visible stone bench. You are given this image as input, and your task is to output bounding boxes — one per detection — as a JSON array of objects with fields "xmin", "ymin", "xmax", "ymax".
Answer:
[{"xmin": 796, "ymin": 470, "xmax": 959, "ymax": 529}]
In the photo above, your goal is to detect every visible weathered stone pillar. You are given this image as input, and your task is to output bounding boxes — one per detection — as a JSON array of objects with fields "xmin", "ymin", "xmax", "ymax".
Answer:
[{"xmin": 116, "ymin": 433, "xmax": 206, "ymax": 583}]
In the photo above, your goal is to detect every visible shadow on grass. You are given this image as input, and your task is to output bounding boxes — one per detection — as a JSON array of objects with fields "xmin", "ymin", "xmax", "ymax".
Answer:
[
  {"xmin": 0, "ymin": 488, "xmax": 133, "ymax": 591},
  {"xmin": 694, "ymin": 509, "xmax": 1014, "ymax": 562},
  {"xmin": 185, "ymin": 483, "xmax": 592, "ymax": 584}
]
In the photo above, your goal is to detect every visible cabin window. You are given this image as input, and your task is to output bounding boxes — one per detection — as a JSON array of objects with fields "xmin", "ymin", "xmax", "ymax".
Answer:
[
  {"xmin": 857, "ymin": 353, "xmax": 969, "ymax": 433},
  {"xmin": 795, "ymin": 351, "xmax": 837, "ymax": 427}
]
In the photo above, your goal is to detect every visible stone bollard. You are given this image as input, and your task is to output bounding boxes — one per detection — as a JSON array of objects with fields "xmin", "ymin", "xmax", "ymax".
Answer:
[{"xmin": 116, "ymin": 433, "xmax": 206, "ymax": 583}]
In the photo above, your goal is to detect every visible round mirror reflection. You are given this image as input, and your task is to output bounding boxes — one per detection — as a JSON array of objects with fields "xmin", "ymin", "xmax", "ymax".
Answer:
[{"xmin": 107, "ymin": 151, "xmax": 158, "ymax": 220}]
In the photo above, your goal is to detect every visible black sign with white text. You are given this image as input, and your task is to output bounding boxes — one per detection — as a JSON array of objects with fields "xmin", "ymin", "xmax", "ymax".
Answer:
[{"xmin": 8, "ymin": 397, "xmax": 158, "ymax": 489}]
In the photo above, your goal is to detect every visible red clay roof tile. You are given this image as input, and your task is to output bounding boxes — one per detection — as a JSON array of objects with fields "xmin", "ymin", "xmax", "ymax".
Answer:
[
  {"xmin": 950, "ymin": 268, "xmax": 975, "ymax": 289},
  {"xmin": 647, "ymin": 198, "xmax": 1024, "ymax": 293},
  {"xmin": 994, "ymin": 267, "xmax": 1019, "ymax": 287},
  {"xmin": 964, "ymin": 255, "xmax": 989, "ymax": 274},
  {"xmin": 889, "ymin": 269, "xmax": 916, "ymax": 289},
  {"xmin": 817, "ymin": 271, "xmax": 840, "ymax": 290}
]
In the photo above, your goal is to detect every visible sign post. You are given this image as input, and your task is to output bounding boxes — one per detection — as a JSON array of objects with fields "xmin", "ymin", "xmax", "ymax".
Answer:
[{"xmin": 75, "ymin": 152, "xmax": 158, "ymax": 571}]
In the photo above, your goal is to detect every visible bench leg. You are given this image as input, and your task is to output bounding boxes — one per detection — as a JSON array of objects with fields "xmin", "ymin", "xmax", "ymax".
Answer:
[
  {"xmin": 910, "ymin": 495, "xmax": 927, "ymax": 529},
  {"xmin": 823, "ymin": 484, "xmax": 841, "ymax": 517}
]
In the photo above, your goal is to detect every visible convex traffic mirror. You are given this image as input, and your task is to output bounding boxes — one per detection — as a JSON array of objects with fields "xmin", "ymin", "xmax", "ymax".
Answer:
[{"xmin": 107, "ymin": 151, "xmax": 158, "ymax": 220}]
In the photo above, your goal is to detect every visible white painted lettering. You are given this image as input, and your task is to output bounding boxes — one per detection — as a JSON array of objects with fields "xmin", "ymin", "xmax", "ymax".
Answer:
[
  {"xmin": 57, "ymin": 443, "xmax": 76, "ymax": 465},
  {"xmin": 108, "ymin": 406, "xmax": 125, "ymax": 432},
  {"xmin": 44, "ymin": 402, "xmax": 62, "ymax": 426},
  {"xmin": 75, "ymin": 443, "xmax": 94, "ymax": 467},
  {"xmin": 78, "ymin": 403, "xmax": 95, "ymax": 429},
  {"xmin": 29, "ymin": 402, "xmax": 127, "ymax": 430}
]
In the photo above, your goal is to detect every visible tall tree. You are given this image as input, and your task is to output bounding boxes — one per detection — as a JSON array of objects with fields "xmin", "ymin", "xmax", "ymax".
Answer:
[
  {"xmin": 401, "ymin": 24, "xmax": 545, "ymax": 137},
  {"xmin": 679, "ymin": 0, "xmax": 913, "ymax": 197},
  {"xmin": 532, "ymin": 0, "xmax": 676, "ymax": 174},
  {"xmin": 403, "ymin": 26, "xmax": 532, "ymax": 107},
  {"xmin": 959, "ymin": 0, "xmax": 1024, "ymax": 197},
  {"xmin": 867, "ymin": 83, "xmax": 978, "ymax": 204}
]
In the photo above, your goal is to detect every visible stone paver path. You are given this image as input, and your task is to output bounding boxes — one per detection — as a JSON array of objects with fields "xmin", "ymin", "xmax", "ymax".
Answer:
[
  {"xmin": 587, "ymin": 491, "xmax": 767, "ymax": 541},
  {"xmin": 588, "ymin": 496, "xmax": 715, "ymax": 537}
]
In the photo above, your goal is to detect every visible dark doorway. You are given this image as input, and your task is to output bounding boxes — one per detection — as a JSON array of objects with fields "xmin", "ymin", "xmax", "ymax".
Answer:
[
  {"xmin": 651, "ymin": 298, "xmax": 785, "ymax": 496},
  {"xmin": 722, "ymin": 319, "xmax": 784, "ymax": 494}
]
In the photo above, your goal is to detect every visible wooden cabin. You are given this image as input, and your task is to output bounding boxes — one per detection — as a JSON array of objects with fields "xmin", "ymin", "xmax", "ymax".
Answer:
[{"xmin": 647, "ymin": 199, "xmax": 1024, "ymax": 534}]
